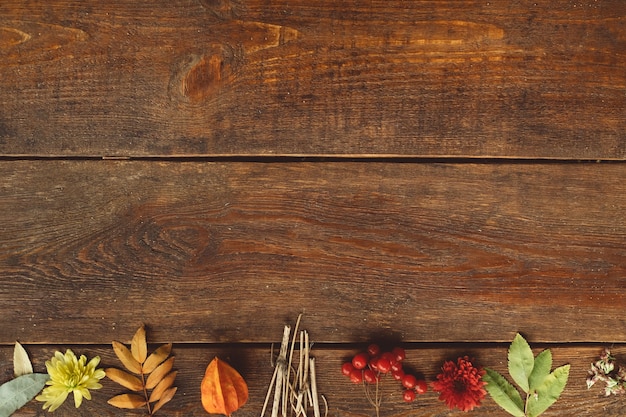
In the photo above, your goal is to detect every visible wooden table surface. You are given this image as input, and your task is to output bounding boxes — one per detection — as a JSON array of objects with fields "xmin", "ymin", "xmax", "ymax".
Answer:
[{"xmin": 1, "ymin": 1, "xmax": 625, "ymax": 416}]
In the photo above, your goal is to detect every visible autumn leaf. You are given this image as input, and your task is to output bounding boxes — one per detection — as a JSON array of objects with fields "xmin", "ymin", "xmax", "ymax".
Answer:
[
  {"xmin": 131, "ymin": 325, "xmax": 148, "ymax": 364},
  {"xmin": 143, "ymin": 343, "xmax": 172, "ymax": 374},
  {"xmin": 108, "ymin": 393, "xmax": 147, "ymax": 409},
  {"xmin": 146, "ymin": 357, "xmax": 175, "ymax": 389},
  {"xmin": 149, "ymin": 371, "xmax": 178, "ymax": 403},
  {"xmin": 152, "ymin": 387, "xmax": 177, "ymax": 414},
  {"xmin": 201, "ymin": 357, "xmax": 249, "ymax": 417},
  {"xmin": 105, "ymin": 368, "xmax": 144, "ymax": 392},
  {"xmin": 13, "ymin": 342, "xmax": 33, "ymax": 377},
  {"xmin": 107, "ymin": 325, "xmax": 177, "ymax": 416},
  {"xmin": 112, "ymin": 341, "xmax": 142, "ymax": 374}
]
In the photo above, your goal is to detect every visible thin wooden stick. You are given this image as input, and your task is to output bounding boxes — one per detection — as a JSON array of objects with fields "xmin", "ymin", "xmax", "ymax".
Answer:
[
  {"xmin": 303, "ymin": 331, "xmax": 310, "ymax": 393},
  {"xmin": 310, "ymin": 357, "xmax": 320, "ymax": 417},
  {"xmin": 298, "ymin": 331, "xmax": 305, "ymax": 390},
  {"xmin": 270, "ymin": 325, "xmax": 291, "ymax": 417},
  {"xmin": 260, "ymin": 363, "xmax": 279, "ymax": 417},
  {"xmin": 285, "ymin": 315, "xmax": 302, "ymax": 417}
]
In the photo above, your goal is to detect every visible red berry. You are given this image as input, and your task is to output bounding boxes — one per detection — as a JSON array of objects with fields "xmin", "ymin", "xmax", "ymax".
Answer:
[
  {"xmin": 391, "ymin": 368, "xmax": 405, "ymax": 381},
  {"xmin": 391, "ymin": 360, "xmax": 403, "ymax": 372},
  {"xmin": 414, "ymin": 379, "xmax": 428, "ymax": 394},
  {"xmin": 377, "ymin": 357, "xmax": 391, "ymax": 373},
  {"xmin": 367, "ymin": 344, "xmax": 381, "ymax": 357},
  {"xmin": 341, "ymin": 362, "xmax": 355, "ymax": 376},
  {"xmin": 401, "ymin": 374, "xmax": 417, "ymax": 389},
  {"xmin": 402, "ymin": 389, "xmax": 416, "ymax": 403},
  {"xmin": 363, "ymin": 369, "xmax": 378, "ymax": 384},
  {"xmin": 349, "ymin": 369, "xmax": 363, "ymax": 384},
  {"xmin": 369, "ymin": 356, "xmax": 379, "ymax": 371},
  {"xmin": 352, "ymin": 352, "xmax": 369, "ymax": 370},
  {"xmin": 392, "ymin": 347, "xmax": 406, "ymax": 362},
  {"xmin": 381, "ymin": 352, "xmax": 395, "ymax": 363}
]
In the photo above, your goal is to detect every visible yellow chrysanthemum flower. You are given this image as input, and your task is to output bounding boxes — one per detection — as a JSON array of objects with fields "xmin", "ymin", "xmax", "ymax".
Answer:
[{"xmin": 35, "ymin": 349, "xmax": 106, "ymax": 412}]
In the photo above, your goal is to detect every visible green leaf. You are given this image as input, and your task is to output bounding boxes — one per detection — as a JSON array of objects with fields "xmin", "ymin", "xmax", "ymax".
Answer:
[
  {"xmin": 0, "ymin": 373, "xmax": 49, "ymax": 417},
  {"xmin": 13, "ymin": 342, "xmax": 33, "ymax": 377},
  {"xmin": 528, "ymin": 349, "xmax": 552, "ymax": 392},
  {"xmin": 508, "ymin": 333, "xmax": 535, "ymax": 393},
  {"xmin": 526, "ymin": 364, "xmax": 570, "ymax": 417},
  {"xmin": 483, "ymin": 368, "xmax": 525, "ymax": 417}
]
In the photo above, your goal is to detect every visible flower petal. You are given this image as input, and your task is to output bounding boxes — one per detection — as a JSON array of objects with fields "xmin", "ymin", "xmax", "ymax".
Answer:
[
  {"xmin": 73, "ymin": 389, "xmax": 84, "ymax": 408},
  {"xmin": 38, "ymin": 388, "xmax": 69, "ymax": 412}
]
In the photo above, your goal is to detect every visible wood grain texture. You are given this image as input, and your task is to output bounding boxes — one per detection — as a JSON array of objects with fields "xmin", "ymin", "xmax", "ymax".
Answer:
[
  {"xmin": 0, "ymin": 1, "xmax": 624, "ymax": 158},
  {"xmin": 1, "ymin": 161, "xmax": 624, "ymax": 345},
  {"xmin": 1, "ymin": 344, "xmax": 625, "ymax": 417},
  {"xmin": 2, "ymin": 2, "xmax": 624, "ymax": 416}
]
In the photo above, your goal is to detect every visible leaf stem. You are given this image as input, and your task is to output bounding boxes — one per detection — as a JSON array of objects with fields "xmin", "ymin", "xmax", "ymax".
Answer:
[
  {"xmin": 524, "ymin": 393, "xmax": 530, "ymax": 417},
  {"xmin": 140, "ymin": 368, "xmax": 153, "ymax": 416}
]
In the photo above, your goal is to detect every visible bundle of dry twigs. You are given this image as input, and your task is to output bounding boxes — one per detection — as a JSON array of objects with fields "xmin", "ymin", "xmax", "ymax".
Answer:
[{"xmin": 261, "ymin": 315, "xmax": 327, "ymax": 417}]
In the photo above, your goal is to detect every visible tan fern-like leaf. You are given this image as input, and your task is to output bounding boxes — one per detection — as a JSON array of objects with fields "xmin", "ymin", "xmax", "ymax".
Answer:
[
  {"xmin": 131, "ymin": 325, "xmax": 148, "ymax": 363},
  {"xmin": 146, "ymin": 356, "xmax": 175, "ymax": 389},
  {"xmin": 143, "ymin": 343, "xmax": 172, "ymax": 374},
  {"xmin": 112, "ymin": 341, "xmax": 142, "ymax": 374},
  {"xmin": 108, "ymin": 393, "xmax": 147, "ymax": 409},
  {"xmin": 151, "ymin": 386, "xmax": 178, "ymax": 414},
  {"xmin": 106, "ymin": 368, "xmax": 144, "ymax": 392},
  {"xmin": 148, "ymin": 371, "xmax": 177, "ymax": 403},
  {"xmin": 109, "ymin": 327, "xmax": 177, "ymax": 416}
]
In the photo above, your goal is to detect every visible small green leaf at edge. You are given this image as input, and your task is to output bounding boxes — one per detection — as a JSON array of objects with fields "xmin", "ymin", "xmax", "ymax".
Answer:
[
  {"xmin": 508, "ymin": 333, "xmax": 535, "ymax": 393},
  {"xmin": 483, "ymin": 368, "xmax": 525, "ymax": 417},
  {"xmin": 0, "ymin": 373, "xmax": 49, "ymax": 417},
  {"xmin": 526, "ymin": 364, "xmax": 570, "ymax": 417},
  {"xmin": 13, "ymin": 342, "xmax": 33, "ymax": 377},
  {"xmin": 528, "ymin": 349, "xmax": 552, "ymax": 392}
]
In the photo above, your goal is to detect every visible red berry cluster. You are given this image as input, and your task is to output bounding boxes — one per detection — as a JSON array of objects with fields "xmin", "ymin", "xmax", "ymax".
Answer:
[{"xmin": 341, "ymin": 344, "xmax": 427, "ymax": 405}]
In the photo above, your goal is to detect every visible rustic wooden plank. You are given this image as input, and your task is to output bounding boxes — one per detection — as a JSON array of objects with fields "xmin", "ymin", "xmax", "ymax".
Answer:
[
  {"xmin": 1, "ymin": 344, "xmax": 624, "ymax": 416},
  {"xmin": 1, "ymin": 160, "xmax": 625, "ymax": 344},
  {"xmin": 0, "ymin": 1, "xmax": 624, "ymax": 158}
]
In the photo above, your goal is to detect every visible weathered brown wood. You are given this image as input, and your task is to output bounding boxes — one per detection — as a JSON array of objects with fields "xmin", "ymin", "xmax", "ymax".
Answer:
[
  {"xmin": 2, "ymin": 3, "xmax": 624, "ymax": 417},
  {"xmin": 0, "ymin": 1, "xmax": 624, "ymax": 158},
  {"xmin": 1, "ymin": 160, "xmax": 624, "ymax": 345},
  {"xmin": 1, "ymin": 344, "xmax": 624, "ymax": 417}
]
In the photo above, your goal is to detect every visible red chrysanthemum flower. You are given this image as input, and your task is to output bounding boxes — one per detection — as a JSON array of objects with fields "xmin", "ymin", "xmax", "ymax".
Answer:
[{"xmin": 431, "ymin": 356, "xmax": 486, "ymax": 412}]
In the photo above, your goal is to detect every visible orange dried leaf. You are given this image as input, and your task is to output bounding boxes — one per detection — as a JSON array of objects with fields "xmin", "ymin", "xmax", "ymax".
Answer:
[
  {"xmin": 149, "ymin": 371, "xmax": 178, "ymax": 403},
  {"xmin": 146, "ymin": 356, "xmax": 175, "ymax": 389},
  {"xmin": 112, "ymin": 341, "xmax": 142, "ymax": 374},
  {"xmin": 105, "ymin": 368, "xmax": 144, "ymax": 391},
  {"xmin": 201, "ymin": 357, "xmax": 248, "ymax": 417},
  {"xmin": 152, "ymin": 386, "xmax": 178, "ymax": 414},
  {"xmin": 143, "ymin": 343, "xmax": 172, "ymax": 374},
  {"xmin": 108, "ymin": 393, "xmax": 147, "ymax": 409},
  {"xmin": 131, "ymin": 325, "xmax": 148, "ymax": 364}
]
